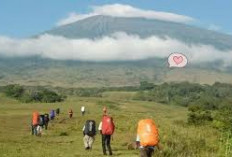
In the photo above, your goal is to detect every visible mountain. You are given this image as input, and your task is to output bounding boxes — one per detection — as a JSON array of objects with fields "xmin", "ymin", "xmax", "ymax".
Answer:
[
  {"xmin": 45, "ymin": 15, "xmax": 232, "ymax": 50},
  {"xmin": 1, "ymin": 15, "xmax": 232, "ymax": 87}
]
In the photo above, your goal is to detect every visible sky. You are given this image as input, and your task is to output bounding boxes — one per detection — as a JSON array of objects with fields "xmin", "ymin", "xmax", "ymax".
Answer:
[
  {"xmin": 0, "ymin": 0, "xmax": 232, "ymax": 66},
  {"xmin": 0, "ymin": 0, "xmax": 232, "ymax": 37}
]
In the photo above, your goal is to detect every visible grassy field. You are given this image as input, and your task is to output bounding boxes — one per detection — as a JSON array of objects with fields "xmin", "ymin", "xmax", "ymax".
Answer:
[{"xmin": 0, "ymin": 92, "xmax": 226, "ymax": 157}]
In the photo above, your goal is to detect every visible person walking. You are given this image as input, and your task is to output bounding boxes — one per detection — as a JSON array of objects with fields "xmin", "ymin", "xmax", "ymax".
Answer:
[
  {"xmin": 69, "ymin": 109, "xmax": 73, "ymax": 118},
  {"xmin": 50, "ymin": 110, "xmax": 55, "ymax": 120},
  {"xmin": 44, "ymin": 113, "xmax": 49, "ymax": 130},
  {"xmin": 136, "ymin": 119, "xmax": 160, "ymax": 157},
  {"xmin": 81, "ymin": 106, "xmax": 85, "ymax": 116},
  {"xmin": 82, "ymin": 120, "xmax": 96, "ymax": 150},
  {"xmin": 31, "ymin": 111, "xmax": 39, "ymax": 135},
  {"xmin": 98, "ymin": 114, "xmax": 115, "ymax": 155}
]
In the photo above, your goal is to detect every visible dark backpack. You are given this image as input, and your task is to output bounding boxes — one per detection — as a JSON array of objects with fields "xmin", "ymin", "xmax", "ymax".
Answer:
[
  {"xmin": 44, "ymin": 114, "xmax": 49, "ymax": 123},
  {"xmin": 39, "ymin": 115, "xmax": 45, "ymax": 126},
  {"xmin": 84, "ymin": 120, "xmax": 96, "ymax": 136}
]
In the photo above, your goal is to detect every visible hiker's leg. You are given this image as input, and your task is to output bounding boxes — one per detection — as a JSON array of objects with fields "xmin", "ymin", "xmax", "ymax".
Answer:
[
  {"xmin": 33, "ymin": 125, "xmax": 36, "ymax": 135},
  {"xmin": 140, "ymin": 148, "xmax": 147, "ymax": 157},
  {"xmin": 83, "ymin": 135, "xmax": 89, "ymax": 149},
  {"xmin": 32, "ymin": 125, "xmax": 35, "ymax": 135},
  {"xmin": 146, "ymin": 147, "xmax": 154, "ymax": 157},
  {"xmin": 37, "ymin": 126, "xmax": 42, "ymax": 136},
  {"xmin": 89, "ymin": 136, "xmax": 94, "ymax": 149},
  {"xmin": 31, "ymin": 125, "xmax": 34, "ymax": 135},
  {"xmin": 102, "ymin": 135, "xmax": 107, "ymax": 155},
  {"xmin": 106, "ymin": 135, "xmax": 113, "ymax": 155},
  {"xmin": 34, "ymin": 125, "xmax": 38, "ymax": 136}
]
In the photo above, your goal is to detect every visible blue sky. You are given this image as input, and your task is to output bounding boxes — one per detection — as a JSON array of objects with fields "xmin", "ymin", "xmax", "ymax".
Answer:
[{"xmin": 0, "ymin": 0, "xmax": 231, "ymax": 37}]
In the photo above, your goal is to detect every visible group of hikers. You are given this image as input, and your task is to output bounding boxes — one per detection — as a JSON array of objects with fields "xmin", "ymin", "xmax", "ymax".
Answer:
[
  {"xmin": 31, "ymin": 107, "xmax": 85, "ymax": 136},
  {"xmin": 31, "ymin": 106, "xmax": 160, "ymax": 157},
  {"xmin": 31, "ymin": 108, "xmax": 59, "ymax": 136},
  {"xmin": 82, "ymin": 107, "xmax": 115, "ymax": 155}
]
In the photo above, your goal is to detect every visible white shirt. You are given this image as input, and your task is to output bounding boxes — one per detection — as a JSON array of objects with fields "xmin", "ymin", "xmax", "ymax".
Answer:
[
  {"xmin": 81, "ymin": 106, "xmax": 85, "ymax": 112},
  {"xmin": 136, "ymin": 134, "xmax": 140, "ymax": 142}
]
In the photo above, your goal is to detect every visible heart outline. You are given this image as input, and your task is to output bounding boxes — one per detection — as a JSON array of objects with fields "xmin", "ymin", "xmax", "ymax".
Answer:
[{"xmin": 173, "ymin": 56, "xmax": 183, "ymax": 65}]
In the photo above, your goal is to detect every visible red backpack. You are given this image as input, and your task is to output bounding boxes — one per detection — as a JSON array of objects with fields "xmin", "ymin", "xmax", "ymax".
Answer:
[
  {"xmin": 102, "ymin": 115, "xmax": 115, "ymax": 135},
  {"xmin": 32, "ymin": 111, "xmax": 39, "ymax": 125}
]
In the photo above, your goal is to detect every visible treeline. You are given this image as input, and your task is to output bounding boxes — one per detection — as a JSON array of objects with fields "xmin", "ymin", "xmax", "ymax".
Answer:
[
  {"xmin": 135, "ymin": 81, "xmax": 232, "ymax": 131},
  {"xmin": 1, "ymin": 84, "xmax": 65, "ymax": 103},
  {"xmin": 54, "ymin": 86, "xmax": 139, "ymax": 97}
]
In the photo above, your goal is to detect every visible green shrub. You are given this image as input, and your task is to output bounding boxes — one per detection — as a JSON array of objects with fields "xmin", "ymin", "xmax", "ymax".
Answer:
[
  {"xmin": 4, "ymin": 84, "xmax": 24, "ymax": 98},
  {"xmin": 187, "ymin": 105, "xmax": 213, "ymax": 125},
  {"xmin": 2, "ymin": 84, "xmax": 65, "ymax": 103}
]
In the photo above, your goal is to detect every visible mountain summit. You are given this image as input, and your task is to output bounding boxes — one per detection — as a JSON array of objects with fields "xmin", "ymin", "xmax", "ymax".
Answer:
[{"xmin": 45, "ymin": 15, "xmax": 232, "ymax": 50}]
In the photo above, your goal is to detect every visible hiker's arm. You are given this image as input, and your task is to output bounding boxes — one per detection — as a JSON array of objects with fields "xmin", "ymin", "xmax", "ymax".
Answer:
[
  {"xmin": 82, "ymin": 126, "xmax": 85, "ymax": 136},
  {"xmin": 136, "ymin": 135, "xmax": 140, "ymax": 147},
  {"xmin": 98, "ymin": 122, "xmax": 102, "ymax": 134}
]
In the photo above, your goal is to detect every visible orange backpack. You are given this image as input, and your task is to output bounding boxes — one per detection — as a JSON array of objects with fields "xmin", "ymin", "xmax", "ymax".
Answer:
[
  {"xmin": 137, "ymin": 119, "xmax": 159, "ymax": 147},
  {"xmin": 32, "ymin": 111, "xmax": 39, "ymax": 125}
]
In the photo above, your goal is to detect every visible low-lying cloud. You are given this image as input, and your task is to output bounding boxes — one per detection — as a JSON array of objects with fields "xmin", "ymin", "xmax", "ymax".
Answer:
[
  {"xmin": 0, "ymin": 33, "xmax": 231, "ymax": 67},
  {"xmin": 57, "ymin": 4, "xmax": 195, "ymax": 26}
]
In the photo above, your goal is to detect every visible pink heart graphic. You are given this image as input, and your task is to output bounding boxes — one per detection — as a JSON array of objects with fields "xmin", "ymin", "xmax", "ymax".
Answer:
[{"xmin": 173, "ymin": 56, "xmax": 183, "ymax": 65}]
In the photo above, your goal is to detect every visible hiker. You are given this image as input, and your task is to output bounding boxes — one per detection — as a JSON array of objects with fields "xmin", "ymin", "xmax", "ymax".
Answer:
[
  {"xmin": 81, "ymin": 106, "xmax": 85, "ymax": 116},
  {"xmin": 136, "ymin": 119, "xmax": 160, "ymax": 157},
  {"xmin": 82, "ymin": 120, "xmax": 96, "ymax": 150},
  {"xmin": 31, "ymin": 111, "xmax": 39, "ymax": 135},
  {"xmin": 98, "ymin": 114, "xmax": 115, "ymax": 155},
  {"xmin": 69, "ymin": 109, "xmax": 73, "ymax": 118},
  {"xmin": 56, "ymin": 108, "xmax": 60, "ymax": 116},
  {"xmin": 39, "ymin": 114, "xmax": 45, "ymax": 128},
  {"xmin": 44, "ymin": 113, "xmax": 49, "ymax": 130},
  {"xmin": 50, "ymin": 110, "xmax": 55, "ymax": 120}
]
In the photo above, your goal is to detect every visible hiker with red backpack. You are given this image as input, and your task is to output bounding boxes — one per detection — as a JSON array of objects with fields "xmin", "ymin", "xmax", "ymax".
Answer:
[
  {"xmin": 31, "ymin": 111, "xmax": 39, "ymax": 135},
  {"xmin": 82, "ymin": 120, "xmax": 96, "ymax": 150},
  {"xmin": 136, "ymin": 119, "xmax": 160, "ymax": 157},
  {"xmin": 98, "ymin": 109, "xmax": 115, "ymax": 156}
]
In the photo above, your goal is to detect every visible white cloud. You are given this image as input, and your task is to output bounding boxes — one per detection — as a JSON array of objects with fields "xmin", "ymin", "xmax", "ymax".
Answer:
[
  {"xmin": 0, "ymin": 33, "xmax": 231, "ymax": 67},
  {"xmin": 208, "ymin": 24, "xmax": 221, "ymax": 31},
  {"xmin": 57, "ymin": 4, "xmax": 195, "ymax": 26}
]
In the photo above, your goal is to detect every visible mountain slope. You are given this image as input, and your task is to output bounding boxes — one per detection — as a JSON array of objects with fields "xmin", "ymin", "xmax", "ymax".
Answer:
[
  {"xmin": 0, "ymin": 57, "xmax": 232, "ymax": 88},
  {"xmin": 45, "ymin": 15, "xmax": 232, "ymax": 50}
]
